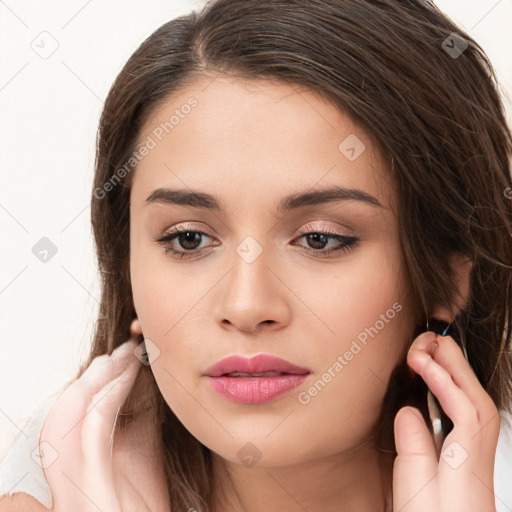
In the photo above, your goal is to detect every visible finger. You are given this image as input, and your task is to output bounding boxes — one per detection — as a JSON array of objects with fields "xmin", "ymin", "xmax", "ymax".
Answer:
[
  {"xmin": 408, "ymin": 334, "xmax": 478, "ymax": 428},
  {"xmin": 429, "ymin": 334, "xmax": 499, "ymax": 429},
  {"xmin": 393, "ymin": 406, "xmax": 439, "ymax": 511},
  {"xmin": 79, "ymin": 340, "xmax": 141, "ymax": 464},
  {"xmin": 407, "ymin": 335, "xmax": 499, "ymax": 510},
  {"xmin": 409, "ymin": 332, "xmax": 500, "ymax": 436},
  {"xmin": 40, "ymin": 356, "xmax": 115, "ymax": 510},
  {"xmin": 82, "ymin": 348, "xmax": 141, "ymax": 479},
  {"xmin": 39, "ymin": 340, "xmax": 140, "ymax": 511},
  {"xmin": 74, "ymin": 340, "xmax": 140, "ymax": 399}
]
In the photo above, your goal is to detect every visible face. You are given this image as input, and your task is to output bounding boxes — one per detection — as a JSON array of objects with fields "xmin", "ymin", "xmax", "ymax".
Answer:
[{"xmin": 129, "ymin": 75, "xmax": 412, "ymax": 467}]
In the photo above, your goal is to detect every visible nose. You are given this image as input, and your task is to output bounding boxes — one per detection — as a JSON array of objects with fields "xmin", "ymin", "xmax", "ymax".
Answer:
[{"xmin": 213, "ymin": 243, "xmax": 291, "ymax": 334}]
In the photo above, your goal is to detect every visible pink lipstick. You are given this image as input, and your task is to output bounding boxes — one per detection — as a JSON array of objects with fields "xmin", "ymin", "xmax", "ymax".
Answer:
[{"xmin": 203, "ymin": 354, "xmax": 311, "ymax": 404}]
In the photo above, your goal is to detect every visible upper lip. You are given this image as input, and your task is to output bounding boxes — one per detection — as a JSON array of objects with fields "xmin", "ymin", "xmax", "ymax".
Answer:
[{"xmin": 203, "ymin": 354, "xmax": 311, "ymax": 377}]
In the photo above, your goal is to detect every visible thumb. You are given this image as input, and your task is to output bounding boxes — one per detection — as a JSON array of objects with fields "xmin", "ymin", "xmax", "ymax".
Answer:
[{"xmin": 393, "ymin": 406, "xmax": 439, "ymax": 511}]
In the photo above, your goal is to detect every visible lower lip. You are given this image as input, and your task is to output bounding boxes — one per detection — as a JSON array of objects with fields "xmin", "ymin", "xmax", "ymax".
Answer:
[{"xmin": 205, "ymin": 374, "xmax": 310, "ymax": 404}]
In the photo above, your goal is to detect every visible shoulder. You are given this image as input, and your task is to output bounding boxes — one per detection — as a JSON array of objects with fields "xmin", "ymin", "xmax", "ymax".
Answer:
[{"xmin": 0, "ymin": 492, "xmax": 49, "ymax": 511}]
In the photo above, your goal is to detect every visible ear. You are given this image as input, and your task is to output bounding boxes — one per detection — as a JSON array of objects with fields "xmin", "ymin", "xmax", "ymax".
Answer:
[{"xmin": 431, "ymin": 253, "xmax": 472, "ymax": 323}]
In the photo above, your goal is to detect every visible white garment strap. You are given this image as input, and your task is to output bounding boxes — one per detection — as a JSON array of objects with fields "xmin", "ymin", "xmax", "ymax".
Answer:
[{"xmin": 0, "ymin": 391, "xmax": 61, "ymax": 509}]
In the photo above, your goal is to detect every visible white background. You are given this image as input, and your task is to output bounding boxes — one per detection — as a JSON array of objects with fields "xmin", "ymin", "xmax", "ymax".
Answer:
[{"xmin": 1, "ymin": 0, "xmax": 511, "ymax": 480}]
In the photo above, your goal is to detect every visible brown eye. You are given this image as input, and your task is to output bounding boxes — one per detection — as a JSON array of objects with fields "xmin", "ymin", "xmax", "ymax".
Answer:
[
  {"xmin": 154, "ymin": 228, "xmax": 217, "ymax": 259},
  {"xmin": 293, "ymin": 230, "xmax": 359, "ymax": 257}
]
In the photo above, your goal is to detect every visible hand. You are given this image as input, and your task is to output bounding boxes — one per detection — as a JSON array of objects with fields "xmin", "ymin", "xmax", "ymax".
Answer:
[
  {"xmin": 392, "ymin": 331, "xmax": 501, "ymax": 512},
  {"xmin": 39, "ymin": 339, "xmax": 169, "ymax": 512}
]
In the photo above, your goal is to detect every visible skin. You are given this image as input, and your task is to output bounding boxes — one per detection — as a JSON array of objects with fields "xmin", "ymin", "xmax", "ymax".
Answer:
[
  {"xmin": 129, "ymin": 76, "xmax": 411, "ymax": 511},
  {"xmin": 23, "ymin": 76, "xmax": 500, "ymax": 512}
]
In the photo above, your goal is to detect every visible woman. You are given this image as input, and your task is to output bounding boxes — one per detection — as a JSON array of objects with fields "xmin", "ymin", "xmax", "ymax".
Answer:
[{"xmin": 1, "ymin": 0, "xmax": 511, "ymax": 510}]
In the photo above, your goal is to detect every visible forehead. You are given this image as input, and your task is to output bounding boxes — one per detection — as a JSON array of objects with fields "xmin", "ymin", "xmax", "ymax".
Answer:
[{"xmin": 131, "ymin": 75, "xmax": 395, "ymax": 213}]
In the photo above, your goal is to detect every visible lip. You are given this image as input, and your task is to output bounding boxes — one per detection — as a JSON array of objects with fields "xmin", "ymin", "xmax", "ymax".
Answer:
[
  {"xmin": 203, "ymin": 354, "xmax": 311, "ymax": 377},
  {"xmin": 203, "ymin": 354, "xmax": 311, "ymax": 404}
]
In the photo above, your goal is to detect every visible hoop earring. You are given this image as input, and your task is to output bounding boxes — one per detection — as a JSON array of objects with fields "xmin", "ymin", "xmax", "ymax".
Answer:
[{"xmin": 425, "ymin": 318, "xmax": 451, "ymax": 337}]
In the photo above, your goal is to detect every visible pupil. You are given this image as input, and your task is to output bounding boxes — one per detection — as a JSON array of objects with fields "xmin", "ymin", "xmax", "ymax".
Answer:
[
  {"xmin": 180, "ymin": 231, "xmax": 201, "ymax": 250},
  {"xmin": 308, "ymin": 233, "xmax": 327, "ymax": 249}
]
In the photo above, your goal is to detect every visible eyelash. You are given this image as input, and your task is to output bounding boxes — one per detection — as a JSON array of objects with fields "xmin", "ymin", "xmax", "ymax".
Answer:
[{"xmin": 154, "ymin": 226, "xmax": 359, "ymax": 260}]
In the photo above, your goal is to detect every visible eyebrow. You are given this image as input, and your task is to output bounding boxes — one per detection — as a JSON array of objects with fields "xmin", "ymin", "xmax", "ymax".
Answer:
[{"xmin": 144, "ymin": 185, "xmax": 384, "ymax": 211}]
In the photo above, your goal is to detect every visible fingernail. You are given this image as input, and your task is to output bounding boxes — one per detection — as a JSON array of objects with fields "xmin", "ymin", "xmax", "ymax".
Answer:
[{"xmin": 429, "ymin": 340, "xmax": 439, "ymax": 356}]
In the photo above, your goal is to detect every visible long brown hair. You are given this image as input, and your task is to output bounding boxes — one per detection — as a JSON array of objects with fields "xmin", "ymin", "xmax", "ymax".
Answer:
[{"xmin": 80, "ymin": 0, "xmax": 512, "ymax": 510}]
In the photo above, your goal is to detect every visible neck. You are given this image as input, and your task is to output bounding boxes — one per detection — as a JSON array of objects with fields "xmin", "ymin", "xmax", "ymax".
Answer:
[{"xmin": 212, "ymin": 438, "xmax": 394, "ymax": 512}]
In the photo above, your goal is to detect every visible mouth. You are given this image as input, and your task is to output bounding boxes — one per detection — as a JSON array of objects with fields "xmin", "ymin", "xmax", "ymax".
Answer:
[
  {"xmin": 203, "ymin": 354, "xmax": 311, "ymax": 378},
  {"xmin": 220, "ymin": 371, "xmax": 306, "ymax": 377},
  {"xmin": 203, "ymin": 355, "xmax": 311, "ymax": 404}
]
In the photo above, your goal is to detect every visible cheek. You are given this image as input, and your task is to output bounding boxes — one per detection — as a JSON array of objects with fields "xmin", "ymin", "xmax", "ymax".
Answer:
[
  {"xmin": 286, "ymin": 240, "xmax": 407, "ymax": 350},
  {"xmin": 130, "ymin": 232, "xmax": 208, "ymax": 340},
  {"xmin": 130, "ymin": 250, "xmax": 225, "ymax": 418},
  {"xmin": 290, "ymin": 267, "xmax": 408, "ymax": 456},
  {"xmin": 130, "ymin": 254, "xmax": 203, "ymax": 422},
  {"xmin": 290, "ymin": 243, "xmax": 410, "ymax": 405}
]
